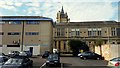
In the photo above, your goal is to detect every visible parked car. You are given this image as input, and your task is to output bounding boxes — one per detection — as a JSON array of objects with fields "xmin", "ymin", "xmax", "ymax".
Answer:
[
  {"xmin": 79, "ymin": 51, "xmax": 103, "ymax": 60},
  {"xmin": 46, "ymin": 54, "xmax": 60, "ymax": 67},
  {"xmin": 108, "ymin": 57, "xmax": 120, "ymax": 68},
  {"xmin": 8, "ymin": 51, "xmax": 20, "ymax": 57},
  {"xmin": 19, "ymin": 51, "xmax": 32, "ymax": 57},
  {"xmin": 0, "ymin": 56, "xmax": 9, "ymax": 68},
  {"xmin": 78, "ymin": 51, "xmax": 92, "ymax": 57},
  {"xmin": 42, "ymin": 51, "xmax": 51, "ymax": 58},
  {"xmin": 2, "ymin": 56, "xmax": 33, "ymax": 68}
]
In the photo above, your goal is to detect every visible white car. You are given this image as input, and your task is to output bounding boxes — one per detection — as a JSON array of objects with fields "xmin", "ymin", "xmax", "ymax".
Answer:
[
  {"xmin": 108, "ymin": 57, "xmax": 120, "ymax": 68},
  {"xmin": 78, "ymin": 53, "xmax": 82, "ymax": 57},
  {"xmin": 19, "ymin": 51, "xmax": 27, "ymax": 56}
]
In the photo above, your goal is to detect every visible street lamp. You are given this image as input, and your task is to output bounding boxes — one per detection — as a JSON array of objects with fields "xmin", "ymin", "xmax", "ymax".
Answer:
[{"xmin": 21, "ymin": 21, "xmax": 25, "ymax": 51}]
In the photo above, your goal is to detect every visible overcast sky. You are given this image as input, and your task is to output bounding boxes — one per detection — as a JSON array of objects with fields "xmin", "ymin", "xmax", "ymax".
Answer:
[{"xmin": 0, "ymin": 0, "xmax": 119, "ymax": 22}]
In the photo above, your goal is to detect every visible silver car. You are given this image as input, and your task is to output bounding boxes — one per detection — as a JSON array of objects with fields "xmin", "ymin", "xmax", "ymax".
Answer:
[{"xmin": 108, "ymin": 57, "xmax": 120, "ymax": 68}]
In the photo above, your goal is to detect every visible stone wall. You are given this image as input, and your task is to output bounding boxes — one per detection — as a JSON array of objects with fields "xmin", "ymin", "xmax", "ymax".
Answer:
[{"xmin": 95, "ymin": 44, "xmax": 120, "ymax": 60}]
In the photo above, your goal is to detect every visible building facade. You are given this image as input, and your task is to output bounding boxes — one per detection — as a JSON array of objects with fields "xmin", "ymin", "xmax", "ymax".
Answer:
[
  {"xmin": 0, "ymin": 7, "xmax": 120, "ymax": 55},
  {"xmin": 53, "ymin": 7, "xmax": 120, "ymax": 53},
  {"xmin": 0, "ymin": 16, "xmax": 53, "ymax": 55}
]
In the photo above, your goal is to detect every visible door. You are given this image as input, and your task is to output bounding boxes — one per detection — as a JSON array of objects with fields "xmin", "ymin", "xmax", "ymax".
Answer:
[{"xmin": 29, "ymin": 47, "xmax": 33, "ymax": 55}]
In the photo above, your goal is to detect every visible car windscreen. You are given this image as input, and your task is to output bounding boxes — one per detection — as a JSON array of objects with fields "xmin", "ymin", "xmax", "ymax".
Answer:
[
  {"xmin": 4, "ymin": 58, "xmax": 23, "ymax": 65},
  {"xmin": 110, "ymin": 57, "xmax": 120, "ymax": 61},
  {"xmin": 48, "ymin": 54, "xmax": 58, "ymax": 60}
]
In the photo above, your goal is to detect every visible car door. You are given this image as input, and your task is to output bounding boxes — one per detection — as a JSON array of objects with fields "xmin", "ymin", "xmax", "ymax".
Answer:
[
  {"xmin": 87, "ymin": 53, "xmax": 93, "ymax": 59},
  {"xmin": 23, "ymin": 58, "xmax": 29, "ymax": 68},
  {"xmin": 84, "ymin": 53, "xmax": 91, "ymax": 59}
]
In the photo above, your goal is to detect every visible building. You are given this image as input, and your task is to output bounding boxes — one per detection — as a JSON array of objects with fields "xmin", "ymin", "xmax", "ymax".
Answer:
[
  {"xmin": 0, "ymin": 16, "xmax": 54, "ymax": 55},
  {"xmin": 0, "ymin": 7, "xmax": 120, "ymax": 56},
  {"xmin": 53, "ymin": 7, "xmax": 120, "ymax": 53}
]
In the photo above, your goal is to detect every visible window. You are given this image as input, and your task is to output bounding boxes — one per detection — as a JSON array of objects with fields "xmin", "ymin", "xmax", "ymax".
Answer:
[
  {"xmin": 26, "ymin": 21, "xmax": 39, "ymax": 24},
  {"xmin": 7, "ymin": 45, "xmax": 20, "ymax": 47},
  {"xmin": 111, "ymin": 28, "xmax": 116, "ymax": 36},
  {"xmin": 56, "ymin": 28, "xmax": 65, "ymax": 37},
  {"xmin": 26, "ymin": 32, "xmax": 39, "ymax": 35},
  {"xmin": 88, "ymin": 28, "xmax": 102, "ymax": 37},
  {"xmin": 88, "ymin": 31, "xmax": 92, "ymax": 36},
  {"xmin": 71, "ymin": 28, "xmax": 80, "ymax": 37},
  {"xmin": 0, "ymin": 32, "xmax": 4, "ymax": 35},
  {"xmin": 0, "ymin": 21, "xmax": 5, "ymax": 24},
  {"xmin": 57, "ymin": 28, "xmax": 60, "ymax": 37},
  {"xmin": 8, "ymin": 32, "xmax": 20, "ymax": 35},
  {"xmin": 116, "ymin": 28, "xmax": 120, "ymax": 36},
  {"xmin": 8, "ymin": 21, "xmax": 21, "ymax": 24},
  {"xmin": 98, "ymin": 31, "xmax": 101, "ymax": 36},
  {"xmin": 64, "ymin": 41, "xmax": 66, "ymax": 50}
]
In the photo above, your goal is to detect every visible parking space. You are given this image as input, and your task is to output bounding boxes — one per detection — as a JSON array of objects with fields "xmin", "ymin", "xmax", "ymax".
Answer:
[{"xmin": 31, "ymin": 56, "xmax": 110, "ymax": 68}]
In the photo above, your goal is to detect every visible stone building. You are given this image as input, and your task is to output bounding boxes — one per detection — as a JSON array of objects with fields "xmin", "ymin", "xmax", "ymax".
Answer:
[{"xmin": 53, "ymin": 7, "xmax": 120, "ymax": 53}]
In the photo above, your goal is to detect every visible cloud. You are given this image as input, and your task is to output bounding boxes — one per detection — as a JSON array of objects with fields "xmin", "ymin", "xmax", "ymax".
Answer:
[
  {"xmin": 61, "ymin": 2, "xmax": 117, "ymax": 21},
  {"xmin": 25, "ymin": 2, "xmax": 40, "ymax": 7},
  {"xmin": 0, "ymin": 1, "xmax": 17, "ymax": 11},
  {"xmin": 6, "ymin": 1, "xmax": 14, "ymax": 5},
  {"xmin": 2, "ymin": 5, "xmax": 16, "ymax": 10},
  {"xmin": 14, "ymin": 3, "xmax": 23, "ymax": 6},
  {"xmin": 0, "ymin": 1, "xmax": 118, "ymax": 22}
]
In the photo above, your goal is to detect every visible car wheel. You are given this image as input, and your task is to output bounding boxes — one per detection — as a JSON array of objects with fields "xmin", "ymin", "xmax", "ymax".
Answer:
[
  {"xmin": 97, "ymin": 57, "xmax": 100, "ymax": 60},
  {"xmin": 46, "ymin": 63, "xmax": 49, "ymax": 67},
  {"xmin": 83, "ymin": 57, "xmax": 86, "ymax": 60}
]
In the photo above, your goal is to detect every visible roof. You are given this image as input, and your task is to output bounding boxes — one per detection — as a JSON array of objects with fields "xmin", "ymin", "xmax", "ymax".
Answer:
[
  {"xmin": 70, "ymin": 21, "xmax": 117, "ymax": 24},
  {"xmin": 0, "ymin": 16, "xmax": 53, "ymax": 21},
  {"xmin": 55, "ymin": 21, "xmax": 119, "ymax": 26}
]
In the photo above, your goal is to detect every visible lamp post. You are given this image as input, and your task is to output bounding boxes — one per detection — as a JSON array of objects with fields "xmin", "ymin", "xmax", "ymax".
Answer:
[{"xmin": 21, "ymin": 21, "xmax": 25, "ymax": 51}]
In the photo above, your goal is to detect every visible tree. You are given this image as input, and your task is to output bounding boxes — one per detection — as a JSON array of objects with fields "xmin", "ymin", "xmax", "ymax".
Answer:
[
  {"xmin": 68, "ymin": 39, "xmax": 89, "ymax": 56},
  {"xmin": 95, "ymin": 39, "xmax": 104, "ymax": 56}
]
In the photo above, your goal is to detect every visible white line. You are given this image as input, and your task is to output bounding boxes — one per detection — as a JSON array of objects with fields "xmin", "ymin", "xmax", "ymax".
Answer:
[
  {"xmin": 40, "ymin": 62, "xmax": 46, "ymax": 68},
  {"xmin": 61, "ymin": 63, "xmax": 63, "ymax": 68}
]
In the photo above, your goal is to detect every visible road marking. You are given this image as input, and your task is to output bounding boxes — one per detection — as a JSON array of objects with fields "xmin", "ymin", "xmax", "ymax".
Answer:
[
  {"xmin": 61, "ymin": 63, "xmax": 63, "ymax": 68},
  {"xmin": 40, "ymin": 62, "xmax": 46, "ymax": 68}
]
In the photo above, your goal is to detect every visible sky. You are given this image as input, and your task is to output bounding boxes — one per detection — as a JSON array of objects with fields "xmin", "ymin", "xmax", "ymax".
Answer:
[{"xmin": 0, "ymin": 0, "xmax": 119, "ymax": 22}]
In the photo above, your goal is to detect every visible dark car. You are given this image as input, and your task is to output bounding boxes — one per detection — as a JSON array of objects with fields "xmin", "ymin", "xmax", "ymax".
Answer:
[
  {"xmin": 2, "ymin": 56, "xmax": 33, "ymax": 68},
  {"xmin": 42, "ymin": 51, "xmax": 50, "ymax": 58},
  {"xmin": 0, "ymin": 56, "xmax": 9, "ymax": 68},
  {"xmin": 46, "ymin": 54, "xmax": 60, "ymax": 67},
  {"xmin": 8, "ymin": 51, "xmax": 20, "ymax": 57},
  {"xmin": 79, "ymin": 52, "xmax": 103, "ymax": 60}
]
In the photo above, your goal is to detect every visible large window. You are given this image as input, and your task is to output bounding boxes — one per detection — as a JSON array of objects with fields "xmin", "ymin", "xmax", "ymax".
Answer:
[
  {"xmin": 26, "ymin": 32, "xmax": 39, "ymax": 35},
  {"xmin": 71, "ymin": 28, "xmax": 80, "ymax": 37},
  {"xmin": 8, "ymin": 21, "xmax": 21, "ymax": 24},
  {"xmin": 26, "ymin": 21, "xmax": 39, "ymax": 24},
  {"xmin": 88, "ymin": 28, "xmax": 102, "ymax": 37},
  {"xmin": 116, "ymin": 28, "xmax": 120, "ymax": 36},
  {"xmin": 111, "ymin": 28, "xmax": 116, "ymax": 36},
  {"xmin": 0, "ymin": 21, "xmax": 5, "ymax": 24},
  {"xmin": 56, "ymin": 28, "xmax": 65, "ymax": 37},
  {"xmin": 8, "ymin": 32, "xmax": 20, "ymax": 35}
]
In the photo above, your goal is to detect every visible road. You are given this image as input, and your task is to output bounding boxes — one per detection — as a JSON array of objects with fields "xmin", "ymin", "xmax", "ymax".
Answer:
[{"xmin": 30, "ymin": 56, "xmax": 110, "ymax": 68}]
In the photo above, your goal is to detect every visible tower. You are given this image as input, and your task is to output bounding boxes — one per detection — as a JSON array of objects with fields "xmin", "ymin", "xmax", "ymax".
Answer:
[{"xmin": 56, "ymin": 6, "xmax": 70, "ymax": 23}]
